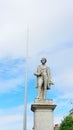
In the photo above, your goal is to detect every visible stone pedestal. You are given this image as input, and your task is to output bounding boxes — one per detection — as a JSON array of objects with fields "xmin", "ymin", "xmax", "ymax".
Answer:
[{"xmin": 31, "ymin": 99, "xmax": 56, "ymax": 130}]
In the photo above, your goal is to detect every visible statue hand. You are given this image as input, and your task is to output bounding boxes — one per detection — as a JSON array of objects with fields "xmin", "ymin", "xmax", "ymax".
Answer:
[
  {"xmin": 51, "ymin": 82, "xmax": 54, "ymax": 85},
  {"xmin": 49, "ymin": 82, "xmax": 54, "ymax": 85}
]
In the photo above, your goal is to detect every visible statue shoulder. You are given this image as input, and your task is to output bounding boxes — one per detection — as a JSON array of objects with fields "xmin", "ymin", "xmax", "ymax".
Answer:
[
  {"xmin": 46, "ymin": 66, "xmax": 50, "ymax": 71},
  {"xmin": 37, "ymin": 65, "xmax": 41, "ymax": 68},
  {"xmin": 46, "ymin": 66, "xmax": 50, "ymax": 69}
]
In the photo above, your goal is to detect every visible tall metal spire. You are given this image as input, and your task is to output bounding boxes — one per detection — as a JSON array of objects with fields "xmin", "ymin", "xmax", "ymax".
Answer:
[{"xmin": 23, "ymin": 25, "xmax": 29, "ymax": 130}]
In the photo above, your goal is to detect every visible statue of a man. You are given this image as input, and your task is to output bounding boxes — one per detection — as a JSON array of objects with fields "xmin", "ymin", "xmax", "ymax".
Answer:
[{"xmin": 34, "ymin": 58, "xmax": 54, "ymax": 100}]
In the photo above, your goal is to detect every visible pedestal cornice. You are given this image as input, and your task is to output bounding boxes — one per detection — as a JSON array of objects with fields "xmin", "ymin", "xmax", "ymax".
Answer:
[{"xmin": 31, "ymin": 99, "xmax": 56, "ymax": 112}]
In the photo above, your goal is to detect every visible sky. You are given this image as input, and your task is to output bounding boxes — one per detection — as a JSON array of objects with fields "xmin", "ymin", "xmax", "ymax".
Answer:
[{"xmin": 0, "ymin": 0, "xmax": 73, "ymax": 130}]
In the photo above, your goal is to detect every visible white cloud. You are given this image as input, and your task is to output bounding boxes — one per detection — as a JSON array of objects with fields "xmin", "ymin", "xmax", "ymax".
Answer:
[
  {"xmin": 0, "ymin": 104, "xmax": 33, "ymax": 130},
  {"xmin": 0, "ymin": 58, "xmax": 25, "ymax": 93},
  {"xmin": 0, "ymin": 0, "xmax": 73, "ymax": 57},
  {"xmin": 59, "ymin": 93, "xmax": 73, "ymax": 100},
  {"xmin": 0, "ymin": 77, "xmax": 23, "ymax": 93},
  {"xmin": 0, "ymin": 107, "xmax": 23, "ymax": 130},
  {"xmin": 54, "ymin": 116, "xmax": 64, "ymax": 125}
]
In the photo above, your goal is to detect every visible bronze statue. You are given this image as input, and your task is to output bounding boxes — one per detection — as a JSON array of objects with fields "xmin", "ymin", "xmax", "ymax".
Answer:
[{"xmin": 34, "ymin": 58, "xmax": 54, "ymax": 100}]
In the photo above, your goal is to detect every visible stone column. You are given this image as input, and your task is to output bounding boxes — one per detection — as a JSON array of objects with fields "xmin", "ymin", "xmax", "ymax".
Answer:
[{"xmin": 31, "ymin": 99, "xmax": 56, "ymax": 130}]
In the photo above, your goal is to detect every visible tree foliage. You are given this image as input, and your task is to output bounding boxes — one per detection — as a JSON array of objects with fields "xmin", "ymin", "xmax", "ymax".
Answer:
[{"xmin": 59, "ymin": 115, "xmax": 73, "ymax": 130}]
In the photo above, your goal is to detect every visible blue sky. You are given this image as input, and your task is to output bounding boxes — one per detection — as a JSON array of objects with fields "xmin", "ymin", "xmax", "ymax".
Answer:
[{"xmin": 0, "ymin": 0, "xmax": 73, "ymax": 130}]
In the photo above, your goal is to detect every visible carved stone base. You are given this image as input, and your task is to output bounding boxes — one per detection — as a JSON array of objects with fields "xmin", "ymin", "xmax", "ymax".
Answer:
[{"xmin": 31, "ymin": 99, "xmax": 56, "ymax": 130}]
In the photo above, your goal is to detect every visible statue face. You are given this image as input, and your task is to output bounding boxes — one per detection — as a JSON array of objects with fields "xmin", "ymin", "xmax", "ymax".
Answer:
[{"xmin": 41, "ymin": 58, "xmax": 46, "ymax": 64}]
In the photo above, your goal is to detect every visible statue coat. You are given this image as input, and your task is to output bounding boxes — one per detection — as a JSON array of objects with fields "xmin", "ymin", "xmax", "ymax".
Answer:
[{"xmin": 34, "ymin": 65, "xmax": 53, "ymax": 90}]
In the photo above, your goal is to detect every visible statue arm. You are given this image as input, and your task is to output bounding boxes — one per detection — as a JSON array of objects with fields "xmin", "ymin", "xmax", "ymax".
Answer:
[{"xmin": 34, "ymin": 66, "xmax": 41, "ymax": 76}]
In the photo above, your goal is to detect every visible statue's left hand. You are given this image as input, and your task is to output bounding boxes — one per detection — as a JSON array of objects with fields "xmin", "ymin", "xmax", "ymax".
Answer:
[
  {"xmin": 49, "ymin": 82, "xmax": 54, "ymax": 85},
  {"xmin": 51, "ymin": 82, "xmax": 54, "ymax": 85}
]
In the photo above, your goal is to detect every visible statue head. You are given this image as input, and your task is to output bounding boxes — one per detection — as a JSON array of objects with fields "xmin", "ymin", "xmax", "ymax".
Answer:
[{"xmin": 41, "ymin": 57, "xmax": 47, "ymax": 64}]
